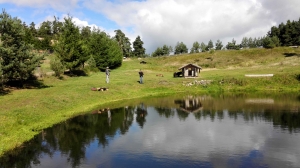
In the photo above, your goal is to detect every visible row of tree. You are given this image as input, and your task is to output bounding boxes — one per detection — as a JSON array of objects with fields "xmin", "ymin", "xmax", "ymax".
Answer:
[
  {"xmin": 0, "ymin": 10, "xmax": 147, "ymax": 87},
  {"xmin": 1, "ymin": 8, "xmax": 299, "ymax": 86},
  {"xmin": 152, "ymin": 18, "xmax": 300, "ymax": 57},
  {"xmin": 152, "ymin": 36, "xmax": 280, "ymax": 57}
]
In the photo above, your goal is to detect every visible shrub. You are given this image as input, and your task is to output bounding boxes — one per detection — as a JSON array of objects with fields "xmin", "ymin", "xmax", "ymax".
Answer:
[{"xmin": 50, "ymin": 57, "xmax": 65, "ymax": 77}]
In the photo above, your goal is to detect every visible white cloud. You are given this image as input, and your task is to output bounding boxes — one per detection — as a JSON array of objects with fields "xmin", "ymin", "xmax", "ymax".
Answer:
[
  {"xmin": 83, "ymin": 0, "xmax": 300, "ymax": 53},
  {"xmin": 1, "ymin": 0, "xmax": 300, "ymax": 53}
]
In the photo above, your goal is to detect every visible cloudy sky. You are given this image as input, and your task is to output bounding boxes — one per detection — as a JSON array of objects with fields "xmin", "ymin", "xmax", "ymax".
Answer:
[{"xmin": 1, "ymin": 0, "xmax": 300, "ymax": 53}]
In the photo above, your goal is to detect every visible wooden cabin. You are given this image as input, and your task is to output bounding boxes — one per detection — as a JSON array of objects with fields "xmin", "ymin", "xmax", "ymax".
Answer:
[{"xmin": 178, "ymin": 64, "xmax": 202, "ymax": 78}]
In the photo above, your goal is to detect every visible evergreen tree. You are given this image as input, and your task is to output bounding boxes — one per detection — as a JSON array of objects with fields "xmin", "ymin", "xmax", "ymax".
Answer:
[
  {"xmin": 162, "ymin": 45, "xmax": 172, "ymax": 55},
  {"xmin": 152, "ymin": 47, "xmax": 164, "ymax": 57},
  {"xmin": 23, "ymin": 22, "xmax": 36, "ymax": 46},
  {"xmin": 80, "ymin": 26, "xmax": 92, "ymax": 68},
  {"xmin": 114, "ymin": 29, "xmax": 132, "ymax": 58},
  {"xmin": 207, "ymin": 39, "xmax": 214, "ymax": 50},
  {"xmin": 190, "ymin": 41, "xmax": 200, "ymax": 53},
  {"xmin": 215, "ymin": 39, "xmax": 223, "ymax": 50},
  {"xmin": 262, "ymin": 36, "xmax": 279, "ymax": 49},
  {"xmin": 52, "ymin": 16, "xmax": 63, "ymax": 38},
  {"xmin": 88, "ymin": 28, "xmax": 122, "ymax": 70},
  {"xmin": 0, "ymin": 10, "xmax": 43, "ymax": 86},
  {"xmin": 38, "ymin": 21, "xmax": 52, "ymax": 37},
  {"xmin": 200, "ymin": 42, "xmax": 207, "ymax": 52},
  {"xmin": 255, "ymin": 37, "xmax": 263, "ymax": 47},
  {"xmin": 174, "ymin": 42, "xmax": 188, "ymax": 54},
  {"xmin": 132, "ymin": 36, "xmax": 145, "ymax": 57},
  {"xmin": 152, "ymin": 44, "xmax": 172, "ymax": 57},
  {"xmin": 240, "ymin": 37, "xmax": 249, "ymax": 48},
  {"xmin": 226, "ymin": 38, "xmax": 240, "ymax": 50},
  {"xmin": 0, "ymin": 58, "xmax": 3, "ymax": 89},
  {"xmin": 53, "ymin": 16, "xmax": 85, "ymax": 72}
]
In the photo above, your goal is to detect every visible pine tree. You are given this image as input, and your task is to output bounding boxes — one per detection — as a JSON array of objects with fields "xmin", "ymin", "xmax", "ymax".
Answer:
[
  {"xmin": 207, "ymin": 39, "xmax": 214, "ymax": 50},
  {"xmin": 114, "ymin": 29, "xmax": 132, "ymax": 58},
  {"xmin": 215, "ymin": 40, "xmax": 223, "ymax": 50},
  {"xmin": 174, "ymin": 42, "xmax": 188, "ymax": 54},
  {"xmin": 190, "ymin": 41, "xmax": 200, "ymax": 53},
  {"xmin": 132, "ymin": 36, "xmax": 146, "ymax": 57},
  {"xmin": 200, "ymin": 42, "xmax": 207, "ymax": 52},
  {"xmin": 88, "ymin": 29, "xmax": 122, "ymax": 70},
  {"xmin": 53, "ymin": 16, "xmax": 84, "ymax": 72},
  {"xmin": 0, "ymin": 10, "xmax": 43, "ymax": 86}
]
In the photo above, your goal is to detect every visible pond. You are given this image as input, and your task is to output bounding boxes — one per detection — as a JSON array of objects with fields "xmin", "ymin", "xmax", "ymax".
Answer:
[{"xmin": 1, "ymin": 93, "xmax": 300, "ymax": 168}]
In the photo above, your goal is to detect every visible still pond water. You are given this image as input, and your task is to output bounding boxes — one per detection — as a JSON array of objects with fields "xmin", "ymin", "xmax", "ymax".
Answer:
[{"xmin": 1, "ymin": 94, "xmax": 300, "ymax": 168}]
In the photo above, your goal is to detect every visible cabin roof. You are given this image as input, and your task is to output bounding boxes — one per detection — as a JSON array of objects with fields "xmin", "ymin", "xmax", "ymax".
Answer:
[{"xmin": 178, "ymin": 63, "xmax": 202, "ymax": 70}]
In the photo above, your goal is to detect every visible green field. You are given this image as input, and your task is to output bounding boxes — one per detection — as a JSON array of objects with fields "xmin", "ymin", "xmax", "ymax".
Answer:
[{"xmin": 0, "ymin": 47, "xmax": 300, "ymax": 156}]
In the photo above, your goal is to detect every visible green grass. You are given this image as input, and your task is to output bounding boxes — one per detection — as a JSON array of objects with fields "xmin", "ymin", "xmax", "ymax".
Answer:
[{"xmin": 0, "ymin": 47, "xmax": 300, "ymax": 156}]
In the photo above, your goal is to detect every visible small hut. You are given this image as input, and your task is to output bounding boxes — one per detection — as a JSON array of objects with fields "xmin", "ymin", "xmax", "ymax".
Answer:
[{"xmin": 178, "ymin": 64, "xmax": 202, "ymax": 78}]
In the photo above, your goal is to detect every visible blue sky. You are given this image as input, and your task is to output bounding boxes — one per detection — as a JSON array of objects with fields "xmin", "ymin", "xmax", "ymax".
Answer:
[{"xmin": 1, "ymin": 0, "xmax": 300, "ymax": 53}]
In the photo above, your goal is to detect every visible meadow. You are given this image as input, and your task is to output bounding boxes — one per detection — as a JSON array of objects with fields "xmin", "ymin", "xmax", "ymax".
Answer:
[{"xmin": 0, "ymin": 47, "xmax": 299, "ymax": 156}]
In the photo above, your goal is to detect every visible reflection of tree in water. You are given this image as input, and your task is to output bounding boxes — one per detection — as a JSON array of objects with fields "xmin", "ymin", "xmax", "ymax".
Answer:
[
  {"xmin": 1, "ymin": 102, "xmax": 300, "ymax": 167},
  {"xmin": 0, "ymin": 107, "xmax": 134, "ymax": 168},
  {"xmin": 0, "ymin": 132, "xmax": 56, "ymax": 168},
  {"xmin": 135, "ymin": 103, "xmax": 148, "ymax": 128},
  {"xmin": 176, "ymin": 109, "xmax": 190, "ymax": 120},
  {"xmin": 193, "ymin": 110, "xmax": 224, "ymax": 121},
  {"xmin": 155, "ymin": 107, "xmax": 175, "ymax": 118},
  {"xmin": 120, "ymin": 106, "xmax": 134, "ymax": 134}
]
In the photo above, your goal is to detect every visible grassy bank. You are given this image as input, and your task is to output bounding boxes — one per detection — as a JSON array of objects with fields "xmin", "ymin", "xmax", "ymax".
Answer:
[{"xmin": 0, "ymin": 47, "xmax": 300, "ymax": 156}]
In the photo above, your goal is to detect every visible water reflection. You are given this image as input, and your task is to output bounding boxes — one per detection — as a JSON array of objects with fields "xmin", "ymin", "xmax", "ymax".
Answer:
[{"xmin": 0, "ymin": 94, "xmax": 300, "ymax": 168}]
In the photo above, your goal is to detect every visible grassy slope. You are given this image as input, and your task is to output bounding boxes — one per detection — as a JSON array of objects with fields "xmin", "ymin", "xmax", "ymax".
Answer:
[{"xmin": 0, "ymin": 47, "xmax": 299, "ymax": 156}]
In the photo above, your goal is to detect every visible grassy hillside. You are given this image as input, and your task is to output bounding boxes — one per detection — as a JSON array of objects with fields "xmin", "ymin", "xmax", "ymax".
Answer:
[{"xmin": 0, "ymin": 47, "xmax": 299, "ymax": 156}]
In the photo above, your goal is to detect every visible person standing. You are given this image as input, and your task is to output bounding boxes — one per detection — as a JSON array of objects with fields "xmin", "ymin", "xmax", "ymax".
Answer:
[
  {"xmin": 105, "ymin": 67, "xmax": 110, "ymax": 83},
  {"xmin": 139, "ymin": 69, "xmax": 144, "ymax": 84}
]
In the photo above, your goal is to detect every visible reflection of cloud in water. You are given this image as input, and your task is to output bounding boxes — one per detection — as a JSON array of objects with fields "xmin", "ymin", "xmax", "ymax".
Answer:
[
  {"xmin": 95, "ymin": 104, "xmax": 300, "ymax": 168},
  {"xmin": 109, "ymin": 108, "xmax": 278, "ymax": 165}
]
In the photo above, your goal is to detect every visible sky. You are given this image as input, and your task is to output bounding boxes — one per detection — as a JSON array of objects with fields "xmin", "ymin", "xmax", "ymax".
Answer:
[{"xmin": 1, "ymin": 0, "xmax": 300, "ymax": 54}]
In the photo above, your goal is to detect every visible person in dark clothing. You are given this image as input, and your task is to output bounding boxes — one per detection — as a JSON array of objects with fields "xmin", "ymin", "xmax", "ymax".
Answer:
[{"xmin": 139, "ymin": 69, "xmax": 144, "ymax": 84}]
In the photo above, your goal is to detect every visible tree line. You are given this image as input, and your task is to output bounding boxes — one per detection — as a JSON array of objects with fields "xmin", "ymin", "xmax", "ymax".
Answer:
[
  {"xmin": 152, "ymin": 18, "xmax": 300, "ymax": 56},
  {"xmin": 1, "ymin": 8, "xmax": 299, "ymax": 87},
  {"xmin": 0, "ymin": 10, "xmax": 146, "ymax": 88}
]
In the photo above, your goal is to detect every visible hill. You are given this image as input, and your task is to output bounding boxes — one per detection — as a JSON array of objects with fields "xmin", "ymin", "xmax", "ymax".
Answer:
[{"xmin": 0, "ymin": 47, "xmax": 299, "ymax": 157}]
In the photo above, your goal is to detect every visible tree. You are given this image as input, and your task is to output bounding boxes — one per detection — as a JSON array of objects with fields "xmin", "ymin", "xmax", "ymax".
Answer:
[
  {"xmin": 152, "ymin": 47, "xmax": 164, "ymax": 57},
  {"xmin": 174, "ymin": 42, "xmax": 188, "ymax": 54},
  {"xmin": 53, "ymin": 16, "xmax": 85, "ymax": 72},
  {"xmin": 162, "ymin": 45, "xmax": 172, "ymax": 55},
  {"xmin": 80, "ymin": 26, "xmax": 92, "ymax": 68},
  {"xmin": 0, "ymin": 10, "xmax": 43, "ymax": 86},
  {"xmin": 0, "ymin": 58, "xmax": 3, "ymax": 89},
  {"xmin": 240, "ymin": 37, "xmax": 249, "ymax": 48},
  {"xmin": 114, "ymin": 29, "xmax": 132, "ymax": 58},
  {"xmin": 215, "ymin": 39, "xmax": 223, "ymax": 50},
  {"xmin": 207, "ymin": 39, "xmax": 214, "ymax": 50},
  {"xmin": 226, "ymin": 38, "xmax": 240, "ymax": 50},
  {"xmin": 52, "ymin": 16, "xmax": 63, "ymax": 38},
  {"xmin": 152, "ymin": 44, "xmax": 172, "ymax": 57},
  {"xmin": 38, "ymin": 21, "xmax": 52, "ymax": 37},
  {"xmin": 23, "ymin": 22, "xmax": 36, "ymax": 46},
  {"xmin": 255, "ymin": 37, "xmax": 263, "ymax": 47},
  {"xmin": 262, "ymin": 36, "xmax": 279, "ymax": 49},
  {"xmin": 88, "ymin": 28, "xmax": 122, "ymax": 70},
  {"xmin": 200, "ymin": 42, "xmax": 207, "ymax": 52},
  {"xmin": 190, "ymin": 41, "xmax": 200, "ymax": 53},
  {"xmin": 132, "ymin": 36, "xmax": 145, "ymax": 57}
]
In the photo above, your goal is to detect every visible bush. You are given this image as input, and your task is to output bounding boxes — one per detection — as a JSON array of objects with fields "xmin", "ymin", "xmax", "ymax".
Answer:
[{"xmin": 50, "ymin": 57, "xmax": 65, "ymax": 77}]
